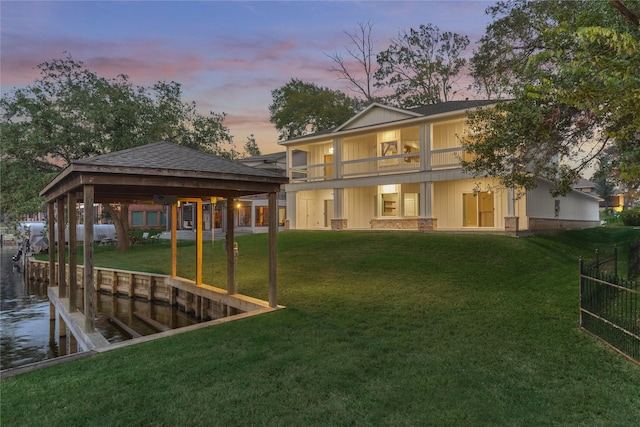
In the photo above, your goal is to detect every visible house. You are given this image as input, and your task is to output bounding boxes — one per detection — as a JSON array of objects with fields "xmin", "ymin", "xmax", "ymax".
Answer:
[
  {"xmin": 233, "ymin": 150, "xmax": 306, "ymax": 233},
  {"xmin": 278, "ymin": 101, "xmax": 601, "ymax": 234}
]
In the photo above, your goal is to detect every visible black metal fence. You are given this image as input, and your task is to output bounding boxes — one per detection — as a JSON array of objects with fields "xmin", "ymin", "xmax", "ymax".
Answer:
[
  {"xmin": 629, "ymin": 238, "xmax": 640, "ymax": 281},
  {"xmin": 579, "ymin": 259, "xmax": 639, "ymax": 365}
]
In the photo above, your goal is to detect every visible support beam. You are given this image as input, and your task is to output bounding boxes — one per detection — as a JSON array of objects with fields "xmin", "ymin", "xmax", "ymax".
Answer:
[
  {"xmin": 226, "ymin": 197, "xmax": 236, "ymax": 295},
  {"xmin": 268, "ymin": 192, "xmax": 278, "ymax": 308},
  {"xmin": 171, "ymin": 203, "xmax": 177, "ymax": 277},
  {"xmin": 48, "ymin": 202, "xmax": 55, "ymax": 287},
  {"xmin": 56, "ymin": 197, "xmax": 66, "ymax": 298},
  {"xmin": 83, "ymin": 185, "xmax": 95, "ymax": 332},
  {"xmin": 68, "ymin": 192, "xmax": 77, "ymax": 310},
  {"xmin": 195, "ymin": 199, "xmax": 203, "ymax": 286}
]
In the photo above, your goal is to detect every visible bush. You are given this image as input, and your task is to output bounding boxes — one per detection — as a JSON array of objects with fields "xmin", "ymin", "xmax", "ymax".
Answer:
[{"xmin": 620, "ymin": 207, "xmax": 640, "ymax": 226}]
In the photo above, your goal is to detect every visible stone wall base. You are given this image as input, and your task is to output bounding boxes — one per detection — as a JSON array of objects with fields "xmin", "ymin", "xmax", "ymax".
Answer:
[
  {"xmin": 331, "ymin": 219, "xmax": 348, "ymax": 231},
  {"xmin": 504, "ymin": 216, "xmax": 519, "ymax": 234},
  {"xmin": 284, "ymin": 219, "xmax": 291, "ymax": 230},
  {"xmin": 418, "ymin": 218, "xmax": 438, "ymax": 231},
  {"xmin": 370, "ymin": 218, "xmax": 419, "ymax": 230}
]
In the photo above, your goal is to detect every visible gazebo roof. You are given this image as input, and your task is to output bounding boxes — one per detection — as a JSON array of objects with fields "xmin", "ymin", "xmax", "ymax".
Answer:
[{"xmin": 40, "ymin": 141, "xmax": 289, "ymax": 203}]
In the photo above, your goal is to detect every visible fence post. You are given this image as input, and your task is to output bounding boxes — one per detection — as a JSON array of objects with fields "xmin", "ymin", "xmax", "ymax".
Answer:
[
  {"xmin": 614, "ymin": 245, "xmax": 618, "ymax": 279},
  {"xmin": 579, "ymin": 257, "xmax": 584, "ymax": 328}
]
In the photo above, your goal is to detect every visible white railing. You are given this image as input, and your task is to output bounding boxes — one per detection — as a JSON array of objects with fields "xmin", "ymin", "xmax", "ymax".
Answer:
[{"xmin": 289, "ymin": 149, "xmax": 470, "ymax": 182}]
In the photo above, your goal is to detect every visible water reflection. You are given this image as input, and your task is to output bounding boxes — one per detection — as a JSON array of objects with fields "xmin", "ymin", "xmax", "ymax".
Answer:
[
  {"xmin": 1, "ymin": 248, "xmax": 199, "ymax": 370},
  {"xmin": 0, "ymin": 248, "xmax": 55, "ymax": 370}
]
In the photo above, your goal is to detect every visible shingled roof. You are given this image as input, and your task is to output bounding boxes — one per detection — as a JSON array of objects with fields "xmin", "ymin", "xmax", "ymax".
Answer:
[
  {"xmin": 40, "ymin": 141, "xmax": 288, "ymax": 203},
  {"xmin": 74, "ymin": 141, "xmax": 283, "ymax": 179}
]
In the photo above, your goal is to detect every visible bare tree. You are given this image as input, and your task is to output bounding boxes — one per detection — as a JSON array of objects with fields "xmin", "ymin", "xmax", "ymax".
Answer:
[{"xmin": 327, "ymin": 21, "xmax": 380, "ymax": 103}]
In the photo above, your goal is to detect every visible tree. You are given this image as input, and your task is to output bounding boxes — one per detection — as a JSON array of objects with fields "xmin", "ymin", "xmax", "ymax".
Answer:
[
  {"xmin": 269, "ymin": 79, "xmax": 359, "ymax": 141},
  {"xmin": 1, "ymin": 54, "xmax": 235, "ymax": 250},
  {"xmin": 327, "ymin": 21, "xmax": 381, "ymax": 103},
  {"xmin": 374, "ymin": 24, "xmax": 470, "ymax": 107},
  {"xmin": 592, "ymin": 151, "xmax": 616, "ymax": 211},
  {"xmin": 243, "ymin": 134, "xmax": 261, "ymax": 157},
  {"xmin": 463, "ymin": 0, "xmax": 640, "ymax": 196}
]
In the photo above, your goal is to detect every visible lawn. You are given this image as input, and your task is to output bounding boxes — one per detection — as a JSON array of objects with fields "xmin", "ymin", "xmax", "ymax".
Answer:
[{"xmin": 2, "ymin": 228, "xmax": 640, "ymax": 426}]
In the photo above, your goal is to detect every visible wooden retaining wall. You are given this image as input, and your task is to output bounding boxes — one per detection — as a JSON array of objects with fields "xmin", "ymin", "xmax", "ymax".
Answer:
[{"xmin": 27, "ymin": 259, "xmax": 270, "ymax": 321}]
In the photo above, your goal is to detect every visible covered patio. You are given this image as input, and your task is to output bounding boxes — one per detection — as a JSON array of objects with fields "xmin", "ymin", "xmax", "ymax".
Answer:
[{"xmin": 39, "ymin": 141, "xmax": 289, "ymax": 349}]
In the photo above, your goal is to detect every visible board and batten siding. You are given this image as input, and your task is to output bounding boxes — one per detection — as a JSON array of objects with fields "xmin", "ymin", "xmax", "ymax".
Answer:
[
  {"xmin": 343, "ymin": 108, "xmax": 415, "ymax": 130},
  {"xmin": 344, "ymin": 186, "xmax": 377, "ymax": 229},
  {"xmin": 432, "ymin": 178, "xmax": 507, "ymax": 229},
  {"xmin": 526, "ymin": 181, "xmax": 600, "ymax": 221}
]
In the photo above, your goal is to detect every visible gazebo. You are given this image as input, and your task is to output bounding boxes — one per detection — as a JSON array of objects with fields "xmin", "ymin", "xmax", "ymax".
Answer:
[{"xmin": 39, "ymin": 141, "xmax": 289, "ymax": 349}]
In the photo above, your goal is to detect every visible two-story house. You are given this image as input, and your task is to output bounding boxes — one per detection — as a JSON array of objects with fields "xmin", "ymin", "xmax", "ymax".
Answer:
[{"xmin": 279, "ymin": 100, "xmax": 601, "ymax": 234}]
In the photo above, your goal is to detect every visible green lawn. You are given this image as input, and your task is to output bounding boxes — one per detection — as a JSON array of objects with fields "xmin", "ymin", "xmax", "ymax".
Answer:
[{"xmin": 3, "ymin": 228, "xmax": 640, "ymax": 426}]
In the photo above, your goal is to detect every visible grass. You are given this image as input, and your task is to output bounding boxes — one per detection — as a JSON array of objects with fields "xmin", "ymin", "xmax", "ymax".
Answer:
[{"xmin": 4, "ymin": 228, "xmax": 640, "ymax": 426}]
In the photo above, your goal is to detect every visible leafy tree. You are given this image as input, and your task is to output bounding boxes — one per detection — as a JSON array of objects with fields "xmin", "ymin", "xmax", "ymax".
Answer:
[
  {"xmin": 327, "ymin": 21, "xmax": 381, "ymax": 103},
  {"xmin": 592, "ymin": 151, "xmax": 616, "ymax": 210},
  {"xmin": 269, "ymin": 79, "xmax": 359, "ymax": 141},
  {"xmin": 243, "ymin": 134, "xmax": 261, "ymax": 157},
  {"xmin": 374, "ymin": 24, "xmax": 470, "ymax": 107},
  {"xmin": 1, "ymin": 54, "xmax": 235, "ymax": 250},
  {"xmin": 463, "ymin": 0, "xmax": 640, "ymax": 196}
]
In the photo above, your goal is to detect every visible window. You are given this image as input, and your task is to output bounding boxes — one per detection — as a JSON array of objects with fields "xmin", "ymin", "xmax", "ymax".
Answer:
[
  {"xmin": 237, "ymin": 205, "xmax": 251, "ymax": 227},
  {"xmin": 382, "ymin": 193, "xmax": 398, "ymax": 216},
  {"xmin": 146, "ymin": 211, "xmax": 158, "ymax": 226},
  {"xmin": 160, "ymin": 211, "xmax": 167, "ymax": 226},
  {"xmin": 463, "ymin": 192, "xmax": 494, "ymax": 227},
  {"xmin": 131, "ymin": 211, "xmax": 143, "ymax": 226},
  {"xmin": 278, "ymin": 207, "xmax": 286, "ymax": 226},
  {"xmin": 255, "ymin": 206, "xmax": 268, "ymax": 226}
]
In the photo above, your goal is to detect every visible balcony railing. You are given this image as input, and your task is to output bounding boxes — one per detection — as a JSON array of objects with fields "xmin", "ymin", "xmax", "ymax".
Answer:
[{"xmin": 289, "ymin": 148, "xmax": 470, "ymax": 183}]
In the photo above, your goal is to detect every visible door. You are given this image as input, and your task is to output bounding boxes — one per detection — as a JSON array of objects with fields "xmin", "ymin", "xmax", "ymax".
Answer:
[{"xmin": 324, "ymin": 199, "xmax": 334, "ymax": 228}]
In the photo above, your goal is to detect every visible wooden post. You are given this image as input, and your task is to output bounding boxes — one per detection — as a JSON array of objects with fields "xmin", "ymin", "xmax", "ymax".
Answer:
[
  {"xmin": 226, "ymin": 197, "xmax": 235, "ymax": 295},
  {"xmin": 68, "ymin": 192, "xmax": 77, "ymax": 310},
  {"xmin": 196, "ymin": 199, "xmax": 203, "ymax": 286},
  {"xmin": 48, "ymin": 202, "xmax": 55, "ymax": 287},
  {"xmin": 268, "ymin": 191, "xmax": 278, "ymax": 308},
  {"xmin": 171, "ymin": 203, "xmax": 177, "ymax": 277},
  {"xmin": 83, "ymin": 185, "xmax": 95, "ymax": 331},
  {"xmin": 57, "ymin": 197, "xmax": 66, "ymax": 298}
]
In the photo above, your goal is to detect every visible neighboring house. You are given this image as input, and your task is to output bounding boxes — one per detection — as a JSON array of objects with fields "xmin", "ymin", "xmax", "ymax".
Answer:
[
  {"xmin": 572, "ymin": 179, "xmax": 625, "ymax": 212},
  {"xmin": 278, "ymin": 100, "xmax": 601, "ymax": 234}
]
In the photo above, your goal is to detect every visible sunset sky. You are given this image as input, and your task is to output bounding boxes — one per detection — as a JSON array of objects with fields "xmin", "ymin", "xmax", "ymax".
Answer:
[{"xmin": 1, "ymin": 1, "xmax": 494, "ymax": 154}]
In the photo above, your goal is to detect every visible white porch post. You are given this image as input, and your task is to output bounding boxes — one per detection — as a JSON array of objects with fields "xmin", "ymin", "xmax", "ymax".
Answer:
[{"xmin": 419, "ymin": 181, "xmax": 437, "ymax": 231}]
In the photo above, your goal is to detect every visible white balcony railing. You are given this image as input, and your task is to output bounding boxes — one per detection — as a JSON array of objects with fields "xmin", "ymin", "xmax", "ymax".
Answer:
[{"xmin": 289, "ymin": 148, "xmax": 470, "ymax": 183}]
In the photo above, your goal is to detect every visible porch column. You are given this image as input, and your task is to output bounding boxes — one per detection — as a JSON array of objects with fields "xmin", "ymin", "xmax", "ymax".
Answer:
[
  {"xmin": 418, "ymin": 181, "xmax": 437, "ymax": 231},
  {"xmin": 334, "ymin": 138, "xmax": 342, "ymax": 179},
  {"xmin": 226, "ymin": 197, "xmax": 236, "ymax": 295},
  {"xmin": 505, "ymin": 187, "xmax": 519, "ymax": 233},
  {"xmin": 68, "ymin": 192, "xmax": 77, "ymax": 310},
  {"xmin": 285, "ymin": 190, "xmax": 296, "ymax": 230},
  {"xmin": 268, "ymin": 191, "xmax": 278, "ymax": 308},
  {"xmin": 420, "ymin": 123, "xmax": 432, "ymax": 171},
  {"xmin": 331, "ymin": 188, "xmax": 347, "ymax": 230},
  {"xmin": 83, "ymin": 184, "xmax": 95, "ymax": 332},
  {"xmin": 56, "ymin": 196, "xmax": 66, "ymax": 298},
  {"xmin": 47, "ymin": 202, "xmax": 55, "ymax": 287}
]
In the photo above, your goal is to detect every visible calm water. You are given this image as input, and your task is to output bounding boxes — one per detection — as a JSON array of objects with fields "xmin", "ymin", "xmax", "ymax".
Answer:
[
  {"xmin": 0, "ymin": 247, "xmax": 198, "ymax": 371},
  {"xmin": 0, "ymin": 247, "xmax": 56, "ymax": 370}
]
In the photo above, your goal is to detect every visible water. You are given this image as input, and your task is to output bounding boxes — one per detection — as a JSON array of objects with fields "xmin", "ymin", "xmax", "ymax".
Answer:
[
  {"xmin": 0, "ymin": 247, "xmax": 56, "ymax": 370},
  {"xmin": 1, "ymin": 247, "xmax": 198, "ymax": 371}
]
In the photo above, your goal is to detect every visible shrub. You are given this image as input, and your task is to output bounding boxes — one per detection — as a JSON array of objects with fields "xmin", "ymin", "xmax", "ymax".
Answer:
[{"xmin": 620, "ymin": 207, "xmax": 640, "ymax": 226}]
